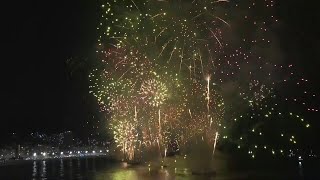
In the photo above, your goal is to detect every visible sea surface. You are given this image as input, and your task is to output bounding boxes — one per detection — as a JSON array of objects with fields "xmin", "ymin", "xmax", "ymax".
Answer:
[{"xmin": 0, "ymin": 156, "xmax": 319, "ymax": 180}]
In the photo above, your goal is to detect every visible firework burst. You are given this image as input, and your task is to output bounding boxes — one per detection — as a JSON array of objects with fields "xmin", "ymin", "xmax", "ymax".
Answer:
[{"xmin": 89, "ymin": 0, "xmax": 318, "ymax": 160}]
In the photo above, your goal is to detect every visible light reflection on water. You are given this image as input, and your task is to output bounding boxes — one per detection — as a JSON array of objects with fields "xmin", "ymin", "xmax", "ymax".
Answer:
[
  {"xmin": 59, "ymin": 158, "xmax": 64, "ymax": 178},
  {"xmin": 298, "ymin": 161, "xmax": 304, "ymax": 178},
  {"xmin": 40, "ymin": 160, "xmax": 46, "ymax": 179},
  {"xmin": 32, "ymin": 161, "xmax": 37, "ymax": 179},
  {"xmin": 0, "ymin": 157, "xmax": 318, "ymax": 180},
  {"xmin": 95, "ymin": 164, "xmax": 177, "ymax": 180}
]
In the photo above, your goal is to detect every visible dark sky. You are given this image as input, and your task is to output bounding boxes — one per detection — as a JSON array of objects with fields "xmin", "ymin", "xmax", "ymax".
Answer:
[
  {"xmin": 2, "ymin": 0, "xmax": 320, "ymax": 140},
  {"xmin": 277, "ymin": 0, "xmax": 320, "ymax": 80},
  {"xmin": 2, "ymin": 0, "xmax": 98, "ymax": 138}
]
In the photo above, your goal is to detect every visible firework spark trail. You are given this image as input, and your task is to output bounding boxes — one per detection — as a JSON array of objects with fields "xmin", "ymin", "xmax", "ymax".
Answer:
[
  {"xmin": 168, "ymin": 40, "xmax": 178, "ymax": 63},
  {"xmin": 199, "ymin": 49, "xmax": 204, "ymax": 75},
  {"xmin": 209, "ymin": 28, "xmax": 222, "ymax": 48},
  {"xmin": 134, "ymin": 106, "xmax": 137, "ymax": 122},
  {"xmin": 192, "ymin": 12, "xmax": 205, "ymax": 20},
  {"xmin": 188, "ymin": 109, "xmax": 192, "ymax": 119},
  {"xmin": 164, "ymin": 147, "xmax": 167, "ymax": 157},
  {"xmin": 214, "ymin": 16, "xmax": 231, "ymax": 27},
  {"xmin": 179, "ymin": 41, "xmax": 185, "ymax": 73},
  {"xmin": 215, "ymin": 0, "xmax": 229, "ymax": 3},
  {"xmin": 212, "ymin": 132, "xmax": 219, "ymax": 158},
  {"xmin": 130, "ymin": 0, "xmax": 140, "ymax": 11},
  {"xmin": 151, "ymin": 13, "xmax": 165, "ymax": 19},
  {"xmin": 207, "ymin": 75, "xmax": 211, "ymax": 117},
  {"xmin": 155, "ymin": 26, "xmax": 169, "ymax": 43},
  {"xmin": 158, "ymin": 39, "xmax": 172, "ymax": 58},
  {"xmin": 158, "ymin": 109, "xmax": 161, "ymax": 137}
]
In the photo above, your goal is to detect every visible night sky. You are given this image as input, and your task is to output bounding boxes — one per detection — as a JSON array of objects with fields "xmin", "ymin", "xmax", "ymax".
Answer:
[
  {"xmin": 2, "ymin": 0, "xmax": 320, "ymax": 142},
  {"xmin": 3, "ymin": 0, "xmax": 99, "ymax": 140}
]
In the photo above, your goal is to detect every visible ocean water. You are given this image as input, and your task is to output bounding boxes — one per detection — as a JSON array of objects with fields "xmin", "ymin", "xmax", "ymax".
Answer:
[{"xmin": 0, "ymin": 156, "xmax": 319, "ymax": 180}]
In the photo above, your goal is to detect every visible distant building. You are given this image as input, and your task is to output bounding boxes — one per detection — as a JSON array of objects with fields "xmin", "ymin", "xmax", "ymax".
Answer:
[
  {"xmin": 62, "ymin": 131, "xmax": 73, "ymax": 148},
  {"xmin": 15, "ymin": 144, "xmax": 21, "ymax": 159}
]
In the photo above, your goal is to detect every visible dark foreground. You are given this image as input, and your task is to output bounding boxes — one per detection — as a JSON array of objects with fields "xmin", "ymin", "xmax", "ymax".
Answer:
[{"xmin": 0, "ymin": 155, "xmax": 319, "ymax": 180}]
